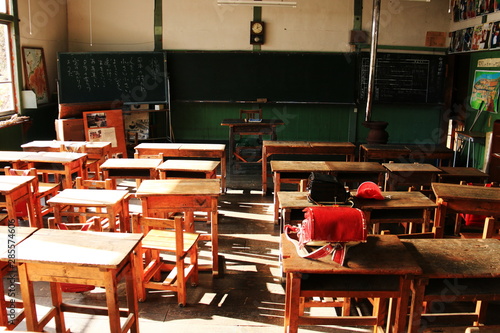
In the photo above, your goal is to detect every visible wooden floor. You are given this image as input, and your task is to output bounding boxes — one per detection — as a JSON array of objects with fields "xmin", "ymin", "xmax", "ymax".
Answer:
[{"xmin": 9, "ymin": 162, "xmax": 500, "ymax": 333}]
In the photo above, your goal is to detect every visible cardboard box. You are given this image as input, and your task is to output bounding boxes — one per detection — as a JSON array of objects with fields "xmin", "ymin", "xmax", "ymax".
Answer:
[{"xmin": 55, "ymin": 118, "xmax": 85, "ymax": 141}]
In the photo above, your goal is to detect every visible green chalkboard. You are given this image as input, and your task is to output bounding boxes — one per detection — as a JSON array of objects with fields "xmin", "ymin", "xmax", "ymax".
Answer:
[
  {"xmin": 166, "ymin": 51, "xmax": 356, "ymax": 103},
  {"xmin": 57, "ymin": 52, "xmax": 168, "ymax": 104}
]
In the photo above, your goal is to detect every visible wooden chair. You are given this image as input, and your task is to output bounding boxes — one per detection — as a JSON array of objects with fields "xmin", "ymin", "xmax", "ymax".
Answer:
[
  {"xmin": 4, "ymin": 167, "xmax": 60, "ymax": 227},
  {"xmin": 75, "ymin": 176, "xmax": 116, "ymax": 190},
  {"xmin": 235, "ymin": 109, "xmax": 263, "ymax": 164},
  {"xmin": 60, "ymin": 143, "xmax": 100, "ymax": 180},
  {"xmin": 131, "ymin": 213, "xmax": 199, "ymax": 306}
]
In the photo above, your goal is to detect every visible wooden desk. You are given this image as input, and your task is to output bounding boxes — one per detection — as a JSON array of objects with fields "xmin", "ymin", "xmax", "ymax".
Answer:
[
  {"xmin": 383, "ymin": 162, "xmax": 441, "ymax": 191},
  {"xmin": 21, "ymin": 140, "xmax": 111, "ymax": 163},
  {"xmin": 134, "ymin": 143, "xmax": 227, "ymax": 192},
  {"xmin": 271, "ymin": 160, "xmax": 329, "ymax": 224},
  {"xmin": 221, "ymin": 118, "xmax": 284, "ymax": 167},
  {"xmin": 22, "ymin": 152, "xmax": 88, "ymax": 189},
  {"xmin": 276, "ymin": 191, "xmax": 314, "ymax": 229},
  {"xmin": 326, "ymin": 161, "xmax": 386, "ymax": 186},
  {"xmin": 157, "ymin": 159, "xmax": 220, "ymax": 180},
  {"xmin": 405, "ymin": 144, "xmax": 454, "ymax": 166},
  {"xmin": 262, "ymin": 141, "xmax": 356, "ymax": 195},
  {"xmin": 0, "ymin": 176, "xmax": 39, "ymax": 228},
  {"xmin": 352, "ymin": 191, "xmax": 438, "ymax": 235},
  {"xmin": 0, "ymin": 228, "xmax": 142, "ymax": 333},
  {"xmin": 281, "ymin": 233, "xmax": 421, "ymax": 333},
  {"xmin": 100, "ymin": 158, "xmax": 162, "ymax": 181},
  {"xmin": 360, "ymin": 144, "xmax": 411, "ymax": 162},
  {"xmin": 437, "ymin": 166, "xmax": 489, "ymax": 184},
  {"xmin": 431, "ymin": 182, "xmax": 500, "ymax": 238},
  {"xmin": 136, "ymin": 179, "xmax": 221, "ymax": 276},
  {"xmin": 0, "ymin": 151, "xmax": 32, "ymax": 170},
  {"xmin": 402, "ymin": 238, "xmax": 500, "ymax": 332},
  {"xmin": 0, "ymin": 225, "xmax": 37, "ymax": 329},
  {"xmin": 47, "ymin": 189, "xmax": 130, "ymax": 232}
]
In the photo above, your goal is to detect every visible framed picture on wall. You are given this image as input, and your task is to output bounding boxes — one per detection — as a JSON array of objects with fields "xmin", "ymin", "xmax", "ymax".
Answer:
[{"xmin": 22, "ymin": 46, "xmax": 49, "ymax": 105}]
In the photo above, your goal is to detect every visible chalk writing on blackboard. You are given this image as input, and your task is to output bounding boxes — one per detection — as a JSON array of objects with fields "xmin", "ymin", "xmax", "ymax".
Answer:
[
  {"xmin": 359, "ymin": 53, "xmax": 445, "ymax": 104},
  {"xmin": 58, "ymin": 52, "xmax": 168, "ymax": 104}
]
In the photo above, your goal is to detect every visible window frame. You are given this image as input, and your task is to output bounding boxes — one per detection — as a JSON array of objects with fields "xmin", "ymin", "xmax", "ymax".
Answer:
[{"xmin": 0, "ymin": 0, "xmax": 22, "ymax": 117}]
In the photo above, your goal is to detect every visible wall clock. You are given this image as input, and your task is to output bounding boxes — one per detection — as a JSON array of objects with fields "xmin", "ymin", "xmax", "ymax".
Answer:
[{"xmin": 250, "ymin": 21, "xmax": 265, "ymax": 45}]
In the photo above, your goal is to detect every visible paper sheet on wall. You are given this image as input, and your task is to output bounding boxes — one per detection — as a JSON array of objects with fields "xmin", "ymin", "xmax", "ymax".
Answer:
[
  {"xmin": 124, "ymin": 112, "xmax": 149, "ymax": 140},
  {"xmin": 88, "ymin": 127, "xmax": 118, "ymax": 147}
]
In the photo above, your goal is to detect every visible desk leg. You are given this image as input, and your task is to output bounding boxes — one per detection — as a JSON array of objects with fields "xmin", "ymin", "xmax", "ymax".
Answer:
[
  {"xmin": 49, "ymin": 282, "xmax": 67, "ymax": 332},
  {"xmin": 220, "ymin": 152, "xmax": 226, "ymax": 193},
  {"xmin": 18, "ymin": 264, "xmax": 39, "ymax": 332},
  {"xmin": 125, "ymin": 253, "xmax": 140, "ymax": 333},
  {"xmin": 433, "ymin": 199, "xmax": 446, "ymax": 239},
  {"xmin": 408, "ymin": 278, "xmax": 428, "ymax": 333},
  {"xmin": 108, "ymin": 207, "xmax": 117, "ymax": 233},
  {"xmin": 273, "ymin": 171, "xmax": 281, "ymax": 224},
  {"xmin": 392, "ymin": 276, "xmax": 412, "ymax": 333},
  {"xmin": 211, "ymin": 209, "xmax": 219, "ymax": 277},
  {"xmin": 262, "ymin": 150, "xmax": 268, "ymax": 195},
  {"xmin": 285, "ymin": 272, "xmax": 301, "ymax": 333},
  {"xmin": 104, "ymin": 270, "xmax": 122, "ymax": 333},
  {"xmin": 228, "ymin": 127, "xmax": 235, "ymax": 169}
]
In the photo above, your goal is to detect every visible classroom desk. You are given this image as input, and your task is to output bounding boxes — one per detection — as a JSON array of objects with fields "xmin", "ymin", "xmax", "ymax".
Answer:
[
  {"xmin": 0, "ymin": 176, "xmax": 39, "ymax": 228},
  {"xmin": 360, "ymin": 144, "xmax": 453, "ymax": 166},
  {"xmin": 157, "ymin": 159, "xmax": 220, "ymax": 180},
  {"xmin": 281, "ymin": 233, "xmax": 421, "ymax": 333},
  {"xmin": 22, "ymin": 152, "xmax": 88, "ymax": 189},
  {"xmin": 382, "ymin": 162, "xmax": 441, "ymax": 191},
  {"xmin": 276, "ymin": 191, "xmax": 315, "ymax": 229},
  {"xmin": 405, "ymin": 144, "xmax": 454, "ymax": 166},
  {"xmin": 431, "ymin": 182, "xmax": 500, "ymax": 238},
  {"xmin": 100, "ymin": 158, "xmax": 162, "ymax": 182},
  {"xmin": 352, "ymin": 191, "xmax": 438, "ymax": 235},
  {"xmin": 402, "ymin": 238, "xmax": 500, "ymax": 332},
  {"xmin": 134, "ymin": 143, "xmax": 227, "ymax": 192},
  {"xmin": 360, "ymin": 144, "xmax": 411, "ymax": 162},
  {"xmin": 47, "ymin": 188, "xmax": 130, "ymax": 232},
  {"xmin": 262, "ymin": 141, "xmax": 356, "ymax": 195},
  {"xmin": 21, "ymin": 140, "xmax": 111, "ymax": 163},
  {"xmin": 0, "ymin": 151, "xmax": 32, "ymax": 170},
  {"xmin": 0, "ymin": 228, "xmax": 142, "ymax": 333},
  {"xmin": 270, "ymin": 161, "xmax": 385, "ymax": 223},
  {"xmin": 271, "ymin": 160, "xmax": 330, "ymax": 223},
  {"xmin": 0, "ymin": 225, "xmax": 37, "ymax": 330},
  {"xmin": 220, "ymin": 118, "xmax": 284, "ymax": 167},
  {"xmin": 437, "ymin": 166, "xmax": 489, "ymax": 184},
  {"xmin": 135, "ymin": 179, "xmax": 221, "ymax": 276}
]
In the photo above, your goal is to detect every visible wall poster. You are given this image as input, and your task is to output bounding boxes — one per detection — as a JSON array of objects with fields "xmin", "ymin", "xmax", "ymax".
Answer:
[{"xmin": 470, "ymin": 70, "xmax": 500, "ymax": 113}]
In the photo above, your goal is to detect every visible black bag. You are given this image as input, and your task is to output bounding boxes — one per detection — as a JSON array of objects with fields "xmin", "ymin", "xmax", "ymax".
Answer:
[{"xmin": 307, "ymin": 172, "xmax": 350, "ymax": 204}]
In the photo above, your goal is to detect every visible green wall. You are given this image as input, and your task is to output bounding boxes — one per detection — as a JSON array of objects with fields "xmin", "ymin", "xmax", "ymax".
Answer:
[{"xmin": 170, "ymin": 101, "xmax": 444, "ymax": 146}]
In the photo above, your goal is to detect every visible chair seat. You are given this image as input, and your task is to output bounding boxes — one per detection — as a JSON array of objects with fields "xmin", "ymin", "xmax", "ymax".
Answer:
[{"xmin": 142, "ymin": 229, "xmax": 200, "ymax": 252}]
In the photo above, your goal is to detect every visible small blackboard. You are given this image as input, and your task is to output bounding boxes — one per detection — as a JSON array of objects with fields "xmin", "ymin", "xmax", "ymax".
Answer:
[
  {"xmin": 57, "ymin": 52, "xmax": 168, "ymax": 104},
  {"xmin": 359, "ymin": 52, "xmax": 445, "ymax": 104}
]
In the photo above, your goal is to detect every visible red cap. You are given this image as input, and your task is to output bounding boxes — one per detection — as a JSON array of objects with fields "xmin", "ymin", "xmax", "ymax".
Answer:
[{"xmin": 356, "ymin": 181, "xmax": 384, "ymax": 200}]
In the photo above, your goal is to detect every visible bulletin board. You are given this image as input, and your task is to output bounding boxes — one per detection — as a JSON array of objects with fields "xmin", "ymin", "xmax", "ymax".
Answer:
[{"xmin": 83, "ymin": 109, "xmax": 127, "ymax": 158}]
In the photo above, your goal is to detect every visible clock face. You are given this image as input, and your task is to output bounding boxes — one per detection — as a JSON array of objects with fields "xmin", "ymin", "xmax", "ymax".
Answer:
[{"xmin": 251, "ymin": 22, "xmax": 263, "ymax": 34}]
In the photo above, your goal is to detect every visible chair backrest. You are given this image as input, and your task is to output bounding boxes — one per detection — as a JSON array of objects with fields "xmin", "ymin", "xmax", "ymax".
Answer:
[
  {"xmin": 131, "ymin": 213, "xmax": 181, "ymax": 234},
  {"xmin": 4, "ymin": 167, "xmax": 40, "ymax": 193},
  {"xmin": 75, "ymin": 176, "xmax": 116, "ymax": 190},
  {"xmin": 240, "ymin": 109, "xmax": 262, "ymax": 120}
]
